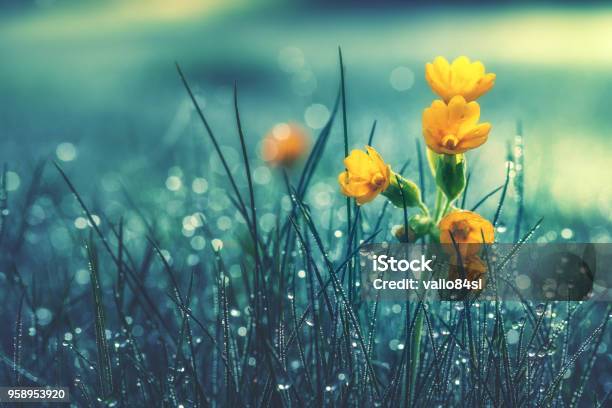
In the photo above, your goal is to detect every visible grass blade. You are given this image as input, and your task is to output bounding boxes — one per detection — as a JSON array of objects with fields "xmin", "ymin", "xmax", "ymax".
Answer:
[{"xmin": 85, "ymin": 236, "xmax": 114, "ymax": 399}]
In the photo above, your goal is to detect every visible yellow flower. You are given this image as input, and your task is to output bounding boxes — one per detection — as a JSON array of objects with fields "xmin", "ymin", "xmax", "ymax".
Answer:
[
  {"xmin": 425, "ymin": 56, "xmax": 496, "ymax": 102},
  {"xmin": 439, "ymin": 210, "xmax": 494, "ymax": 257},
  {"xmin": 422, "ymin": 96, "xmax": 491, "ymax": 155},
  {"xmin": 262, "ymin": 122, "xmax": 309, "ymax": 167},
  {"xmin": 338, "ymin": 146, "xmax": 391, "ymax": 205}
]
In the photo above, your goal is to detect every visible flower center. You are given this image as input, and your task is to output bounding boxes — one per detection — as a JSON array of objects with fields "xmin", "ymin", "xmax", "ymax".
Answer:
[
  {"xmin": 451, "ymin": 220, "xmax": 471, "ymax": 241},
  {"xmin": 441, "ymin": 134, "xmax": 459, "ymax": 149},
  {"xmin": 371, "ymin": 172, "xmax": 385, "ymax": 187}
]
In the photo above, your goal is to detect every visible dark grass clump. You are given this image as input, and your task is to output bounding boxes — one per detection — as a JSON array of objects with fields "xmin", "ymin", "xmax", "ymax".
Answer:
[{"xmin": 0, "ymin": 57, "xmax": 610, "ymax": 408}]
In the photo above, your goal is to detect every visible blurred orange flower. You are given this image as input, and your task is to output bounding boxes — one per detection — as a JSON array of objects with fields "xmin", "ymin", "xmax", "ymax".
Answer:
[
  {"xmin": 262, "ymin": 122, "xmax": 309, "ymax": 167},
  {"xmin": 338, "ymin": 146, "xmax": 391, "ymax": 205},
  {"xmin": 439, "ymin": 210, "xmax": 494, "ymax": 257},
  {"xmin": 422, "ymin": 96, "xmax": 491, "ymax": 155},
  {"xmin": 425, "ymin": 56, "xmax": 496, "ymax": 102}
]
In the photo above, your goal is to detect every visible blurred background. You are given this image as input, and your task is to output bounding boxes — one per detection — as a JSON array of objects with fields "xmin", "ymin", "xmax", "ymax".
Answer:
[{"xmin": 1, "ymin": 0, "xmax": 611, "ymax": 245}]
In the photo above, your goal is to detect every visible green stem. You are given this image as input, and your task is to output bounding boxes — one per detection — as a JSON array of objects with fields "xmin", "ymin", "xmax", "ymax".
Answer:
[
  {"xmin": 433, "ymin": 189, "xmax": 445, "ymax": 222},
  {"xmin": 418, "ymin": 202, "xmax": 430, "ymax": 217},
  {"xmin": 409, "ymin": 306, "xmax": 424, "ymax": 404},
  {"xmin": 439, "ymin": 198, "xmax": 452, "ymax": 221}
]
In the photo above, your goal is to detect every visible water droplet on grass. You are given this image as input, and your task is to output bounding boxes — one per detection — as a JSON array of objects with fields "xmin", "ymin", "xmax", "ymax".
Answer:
[
  {"xmin": 56, "ymin": 143, "xmax": 77, "ymax": 162},
  {"xmin": 5, "ymin": 171, "xmax": 20, "ymax": 191},
  {"xmin": 211, "ymin": 239, "xmax": 223, "ymax": 251},
  {"xmin": 165, "ymin": 176, "xmax": 182, "ymax": 191},
  {"xmin": 561, "ymin": 228, "xmax": 574, "ymax": 239}
]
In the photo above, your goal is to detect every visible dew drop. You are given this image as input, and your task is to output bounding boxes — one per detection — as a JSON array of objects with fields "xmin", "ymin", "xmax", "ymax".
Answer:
[{"xmin": 211, "ymin": 238, "xmax": 224, "ymax": 251}]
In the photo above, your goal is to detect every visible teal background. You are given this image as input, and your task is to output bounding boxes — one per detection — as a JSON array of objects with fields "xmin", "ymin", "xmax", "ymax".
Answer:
[{"xmin": 1, "ymin": 2, "xmax": 611, "ymax": 244}]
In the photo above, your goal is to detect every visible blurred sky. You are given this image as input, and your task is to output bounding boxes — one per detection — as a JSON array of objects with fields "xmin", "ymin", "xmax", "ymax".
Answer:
[{"xmin": 1, "ymin": 0, "xmax": 611, "ymax": 239}]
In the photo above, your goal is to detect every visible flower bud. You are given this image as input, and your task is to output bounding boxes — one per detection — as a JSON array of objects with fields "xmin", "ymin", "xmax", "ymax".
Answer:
[
  {"xmin": 392, "ymin": 224, "xmax": 414, "ymax": 243},
  {"xmin": 435, "ymin": 154, "xmax": 466, "ymax": 202},
  {"xmin": 409, "ymin": 213, "xmax": 433, "ymax": 237},
  {"xmin": 383, "ymin": 173, "xmax": 423, "ymax": 209},
  {"xmin": 392, "ymin": 214, "xmax": 433, "ymax": 243}
]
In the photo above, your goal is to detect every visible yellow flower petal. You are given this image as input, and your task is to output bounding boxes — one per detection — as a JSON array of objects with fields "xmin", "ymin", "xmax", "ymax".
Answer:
[
  {"xmin": 422, "ymin": 97, "xmax": 491, "ymax": 154},
  {"xmin": 338, "ymin": 171, "xmax": 352, "ymax": 195},
  {"xmin": 426, "ymin": 57, "xmax": 453, "ymax": 100},
  {"xmin": 338, "ymin": 146, "xmax": 391, "ymax": 205},
  {"xmin": 355, "ymin": 190, "xmax": 379, "ymax": 205},
  {"xmin": 439, "ymin": 210, "xmax": 495, "ymax": 257},
  {"xmin": 459, "ymin": 123, "xmax": 491, "ymax": 150},
  {"xmin": 425, "ymin": 56, "xmax": 495, "ymax": 102},
  {"xmin": 467, "ymin": 73, "xmax": 496, "ymax": 101},
  {"xmin": 344, "ymin": 149, "xmax": 375, "ymax": 179}
]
